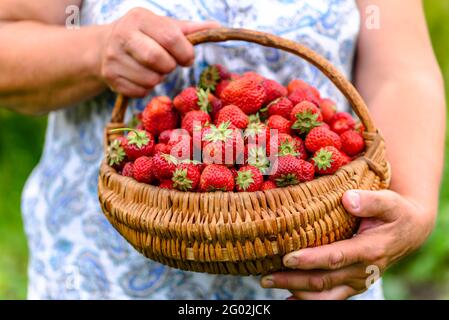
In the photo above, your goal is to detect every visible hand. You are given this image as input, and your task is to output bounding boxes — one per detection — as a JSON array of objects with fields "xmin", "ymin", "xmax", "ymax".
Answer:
[
  {"xmin": 97, "ymin": 8, "xmax": 219, "ymax": 97},
  {"xmin": 260, "ymin": 189, "xmax": 435, "ymax": 299}
]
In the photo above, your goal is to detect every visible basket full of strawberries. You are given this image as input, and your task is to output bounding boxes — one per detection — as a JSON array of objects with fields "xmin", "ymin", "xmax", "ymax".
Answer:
[{"xmin": 98, "ymin": 28, "xmax": 390, "ymax": 275}]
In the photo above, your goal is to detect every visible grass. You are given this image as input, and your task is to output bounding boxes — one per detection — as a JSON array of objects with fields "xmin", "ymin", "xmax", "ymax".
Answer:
[{"xmin": 0, "ymin": 1, "xmax": 448, "ymax": 299}]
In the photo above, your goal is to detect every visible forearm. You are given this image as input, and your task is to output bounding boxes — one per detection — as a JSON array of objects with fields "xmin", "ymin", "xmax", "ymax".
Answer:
[{"xmin": 0, "ymin": 21, "xmax": 108, "ymax": 115}]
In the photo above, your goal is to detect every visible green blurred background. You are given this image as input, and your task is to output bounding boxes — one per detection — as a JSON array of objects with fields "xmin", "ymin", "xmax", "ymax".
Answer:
[{"xmin": 0, "ymin": 1, "xmax": 448, "ymax": 300}]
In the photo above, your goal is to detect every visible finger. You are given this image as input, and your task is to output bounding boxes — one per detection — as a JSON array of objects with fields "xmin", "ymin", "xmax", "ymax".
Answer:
[
  {"xmin": 261, "ymin": 265, "xmax": 367, "ymax": 292},
  {"xmin": 115, "ymin": 54, "xmax": 163, "ymax": 89},
  {"xmin": 175, "ymin": 20, "xmax": 221, "ymax": 34},
  {"xmin": 291, "ymin": 285, "xmax": 357, "ymax": 300},
  {"xmin": 124, "ymin": 31, "xmax": 177, "ymax": 74},
  {"xmin": 109, "ymin": 76, "xmax": 148, "ymax": 98},
  {"xmin": 342, "ymin": 190, "xmax": 401, "ymax": 221},
  {"xmin": 283, "ymin": 236, "xmax": 371, "ymax": 270}
]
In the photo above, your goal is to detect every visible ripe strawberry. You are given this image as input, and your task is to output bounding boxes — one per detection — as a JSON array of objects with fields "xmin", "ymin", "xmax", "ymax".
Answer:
[
  {"xmin": 202, "ymin": 122, "xmax": 244, "ymax": 165},
  {"xmin": 122, "ymin": 129, "xmax": 155, "ymax": 160},
  {"xmin": 199, "ymin": 164, "xmax": 235, "ymax": 192},
  {"xmin": 273, "ymin": 133, "xmax": 295, "ymax": 156},
  {"xmin": 297, "ymin": 159, "xmax": 315, "ymax": 182},
  {"xmin": 288, "ymin": 87, "xmax": 320, "ymax": 106},
  {"xmin": 106, "ymin": 138, "xmax": 126, "ymax": 170},
  {"xmin": 244, "ymin": 144, "xmax": 270, "ymax": 174},
  {"xmin": 312, "ymin": 146, "xmax": 343, "ymax": 175},
  {"xmin": 268, "ymin": 155, "xmax": 302, "ymax": 187},
  {"xmin": 167, "ymin": 133, "xmax": 193, "ymax": 161},
  {"xmin": 293, "ymin": 136, "xmax": 308, "ymax": 160},
  {"xmin": 133, "ymin": 156, "xmax": 154, "ymax": 183},
  {"xmin": 242, "ymin": 71, "xmax": 265, "ymax": 82},
  {"xmin": 244, "ymin": 121, "xmax": 270, "ymax": 146},
  {"xmin": 182, "ymin": 110, "xmax": 211, "ymax": 136},
  {"xmin": 261, "ymin": 79, "xmax": 287, "ymax": 104},
  {"xmin": 230, "ymin": 167, "xmax": 238, "ymax": 179},
  {"xmin": 340, "ymin": 130, "xmax": 365, "ymax": 156},
  {"xmin": 152, "ymin": 143, "xmax": 171, "ymax": 155},
  {"xmin": 319, "ymin": 98, "xmax": 337, "ymax": 123},
  {"xmin": 267, "ymin": 115, "xmax": 292, "ymax": 135},
  {"xmin": 142, "ymin": 96, "xmax": 178, "ymax": 136},
  {"xmin": 208, "ymin": 93, "xmax": 223, "ymax": 119},
  {"xmin": 261, "ymin": 180, "xmax": 277, "ymax": 191},
  {"xmin": 172, "ymin": 163, "xmax": 201, "ymax": 191},
  {"xmin": 173, "ymin": 87, "xmax": 210, "ymax": 114},
  {"xmin": 266, "ymin": 97, "xmax": 294, "ymax": 119},
  {"xmin": 340, "ymin": 152, "xmax": 351, "ymax": 166},
  {"xmin": 158, "ymin": 129, "xmax": 174, "ymax": 144},
  {"xmin": 159, "ymin": 179, "xmax": 174, "ymax": 189},
  {"xmin": 181, "ymin": 159, "xmax": 206, "ymax": 173},
  {"xmin": 221, "ymin": 78, "xmax": 267, "ymax": 114},
  {"xmin": 235, "ymin": 165, "xmax": 264, "ymax": 192},
  {"xmin": 152, "ymin": 153, "xmax": 178, "ymax": 180},
  {"xmin": 215, "ymin": 104, "xmax": 249, "ymax": 129},
  {"xmin": 121, "ymin": 162, "xmax": 134, "ymax": 178},
  {"xmin": 287, "ymin": 79, "xmax": 310, "ymax": 95},
  {"xmin": 215, "ymin": 80, "xmax": 231, "ymax": 99},
  {"xmin": 199, "ymin": 64, "xmax": 230, "ymax": 91},
  {"xmin": 290, "ymin": 101, "xmax": 323, "ymax": 134},
  {"xmin": 305, "ymin": 126, "xmax": 342, "ymax": 153},
  {"xmin": 329, "ymin": 112, "xmax": 356, "ymax": 135}
]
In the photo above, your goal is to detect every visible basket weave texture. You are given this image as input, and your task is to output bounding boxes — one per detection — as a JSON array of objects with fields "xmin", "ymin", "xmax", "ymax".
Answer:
[{"xmin": 98, "ymin": 28, "xmax": 390, "ymax": 275}]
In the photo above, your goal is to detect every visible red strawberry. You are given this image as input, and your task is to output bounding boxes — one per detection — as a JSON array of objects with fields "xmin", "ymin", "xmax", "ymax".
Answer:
[
  {"xmin": 287, "ymin": 79, "xmax": 310, "ymax": 95},
  {"xmin": 172, "ymin": 163, "xmax": 201, "ymax": 191},
  {"xmin": 230, "ymin": 73, "xmax": 242, "ymax": 80},
  {"xmin": 242, "ymin": 71, "xmax": 265, "ymax": 82},
  {"xmin": 221, "ymin": 78, "xmax": 267, "ymax": 114},
  {"xmin": 230, "ymin": 167, "xmax": 238, "ymax": 179},
  {"xmin": 121, "ymin": 162, "xmax": 134, "ymax": 178},
  {"xmin": 297, "ymin": 159, "xmax": 315, "ymax": 182},
  {"xmin": 355, "ymin": 121, "xmax": 365, "ymax": 135},
  {"xmin": 235, "ymin": 165, "xmax": 264, "ymax": 192},
  {"xmin": 215, "ymin": 80, "xmax": 231, "ymax": 99},
  {"xmin": 173, "ymin": 87, "xmax": 207, "ymax": 114},
  {"xmin": 208, "ymin": 93, "xmax": 223, "ymax": 119},
  {"xmin": 215, "ymin": 104, "xmax": 249, "ymax": 129},
  {"xmin": 312, "ymin": 146, "xmax": 343, "ymax": 175},
  {"xmin": 106, "ymin": 138, "xmax": 127, "ymax": 170},
  {"xmin": 244, "ymin": 121, "xmax": 270, "ymax": 146},
  {"xmin": 319, "ymin": 98, "xmax": 337, "ymax": 123},
  {"xmin": 152, "ymin": 153, "xmax": 178, "ymax": 180},
  {"xmin": 340, "ymin": 152, "xmax": 351, "ymax": 166},
  {"xmin": 133, "ymin": 156, "xmax": 154, "ymax": 183},
  {"xmin": 159, "ymin": 179, "xmax": 174, "ymax": 189},
  {"xmin": 267, "ymin": 115, "xmax": 292, "ymax": 135},
  {"xmin": 182, "ymin": 110, "xmax": 211, "ymax": 136},
  {"xmin": 158, "ymin": 129, "xmax": 174, "ymax": 144},
  {"xmin": 167, "ymin": 133, "xmax": 193, "ymax": 161},
  {"xmin": 244, "ymin": 144, "xmax": 270, "ymax": 174},
  {"xmin": 340, "ymin": 130, "xmax": 365, "ymax": 156},
  {"xmin": 199, "ymin": 64, "xmax": 230, "ymax": 91},
  {"xmin": 142, "ymin": 96, "xmax": 178, "ymax": 136},
  {"xmin": 199, "ymin": 164, "xmax": 235, "ymax": 192},
  {"xmin": 293, "ymin": 136, "xmax": 308, "ymax": 160},
  {"xmin": 290, "ymin": 101, "xmax": 323, "ymax": 134},
  {"xmin": 329, "ymin": 112, "xmax": 356, "ymax": 135},
  {"xmin": 261, "ymin": 79, "xmax": 287, "ymax": 104},
  {"xmin": 305, "ymin": 126, "xmax": 342, "ymax": 153},
  {"xmin": 261, "ymin": 180, "xmax": 277, "ymax": 191},
  {"xmin": 268, "ymin": 155, "xmax": 302, "ymax": 187},
  {"xmin": 181, "ymin": 159, "xmax": 206, "ymax": 173},
  {"xmin": 288, "ymin": 87, "xmax": 320, "ymax": 106},
  {"xmin": 152, "ymin": 143, "xmax": 171, "ymax": 155},
  {"xmin": 272, "ymin": 133, "xmax": 295, "ymax": 156},
  {"xmin": 202, "ymin": 122, "xmax": 244, "ymax": 165},
  {"xmin": 266, "ymin": 97, "xmax": 294, "ymax": 119},
  {"xmin": 122, "ymin": 129, "xmax": 155, "ymax": 160}
]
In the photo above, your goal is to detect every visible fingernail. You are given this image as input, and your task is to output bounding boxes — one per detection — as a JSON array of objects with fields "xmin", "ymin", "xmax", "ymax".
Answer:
[
  {"xmin": 346, "ymin": 190, "xmax": 360, "ymax": 212},
  {"xmin": 284, "ymin": 255, "xmax": 298, "ymax": 268},
  {"xmin": 261, "ymin": 276, "xmax": 274, "ymax": 288}
]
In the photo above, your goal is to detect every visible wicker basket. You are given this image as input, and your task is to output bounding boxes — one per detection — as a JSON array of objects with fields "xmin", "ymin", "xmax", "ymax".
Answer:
[{"xmin": 98, "ymin": 28, "xmax": 390, "ymax": 276}]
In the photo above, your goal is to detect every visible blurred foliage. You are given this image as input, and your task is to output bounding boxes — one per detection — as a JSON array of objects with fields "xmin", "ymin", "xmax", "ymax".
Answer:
[{"xmin": 0, "ymin": 0, "xmax": 448, "ymax": 300}]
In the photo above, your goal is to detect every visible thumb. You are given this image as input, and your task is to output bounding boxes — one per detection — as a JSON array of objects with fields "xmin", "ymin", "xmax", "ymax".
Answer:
[
  {"xmin": 175, "ymin": 20, "xmax": 221, "ymax": 35},
  {"xmin": 342, "ymin": 189, "xmax": 400, "ymax": 221}
]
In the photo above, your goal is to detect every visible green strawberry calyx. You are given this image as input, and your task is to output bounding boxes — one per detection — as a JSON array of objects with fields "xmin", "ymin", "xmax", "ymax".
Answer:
[
  {"xmin": 172, "ymin": 168, "xmax": 193, "ymax": 191},
  {"xmin": 275, "ymin": 173, "xmax": 299, "ymax": 187},
  {"xmin": 197, "ymin": 88, "xmax": 212, "ymax": 113},
  {"xmin": 161, "ymin": 153, "xmax": 179, "ymax": 165},
  {"xmin": 291, "ymin": 111, "xmax": 322, "ymax": 134},
  {"xmin": 244, "ymin": 122, "xmax": 265, "ymax": 140},
  {"xmin": 236, "ymin": 170, "xmax": 255, "ymax": 191},
  {"xmin": 312, "ymin": 149, "xmax": 334, "ymax": 170},
  {"xmin": 106, "ymin": 139, "xmax": 126, "ymax": 166},
  {"xmin": 199, "ymin": 65, "xmax": 220, "ymax": 91},
  {"xmin": 109, "ymin": 128, "xmax": 150, "ymax": 148},
  {"xmin": 278, "ymin": 140, "xmax": 299, "ymax": 157},
  {"xmin": 247, "ymin": 146, "xmax": 270, "ymax": 174},
  {"xmin": 203, "ymin": 121, "xmax": 233, "ymax": 143}
]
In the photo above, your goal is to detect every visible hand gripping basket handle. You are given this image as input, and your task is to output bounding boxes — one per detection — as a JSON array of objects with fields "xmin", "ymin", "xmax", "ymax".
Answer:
[{"xmin": 109, "ymin": 28, "xmax": 377, "ymax": 133}]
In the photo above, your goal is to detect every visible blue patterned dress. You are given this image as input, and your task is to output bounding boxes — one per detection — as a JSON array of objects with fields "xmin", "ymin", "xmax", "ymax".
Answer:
[{"xmin": 21, "ymin": 0, "xmax": 383, "ymax": 299}]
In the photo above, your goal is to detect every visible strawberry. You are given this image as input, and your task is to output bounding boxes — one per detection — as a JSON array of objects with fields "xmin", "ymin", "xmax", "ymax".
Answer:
[
  {"xmin": 267, "ymin": 115, "xmax": 292, "ymax": 135},
  {"xmin": 312, "ymin": 146, "xmax": 343, "ymax": 175},
  {"xmin": 215, "ymin": 80, "xmax": 231, "ymax": 99},
  {"xmin": 355, "ymin": 121, "xmax": 365, "ymax": 135},
  {"xmin": 106, "ymin": 138, "xmax": 127, "ymax": 170},
  {"xmin": 319, "ymin": 98, "xmax": 337, "ymax": 123},
  {"xmin": 172, "ymin": 163, "xmax": 201, "ymax": 191},
  {"xmin": 208, "ymin": 93, "xmax": 223, "ymax": 119},
  {"xmin": 152, "ymin": 143, "xmax": 171, "ymax": 155},
  {"xmin": 268, "ymin": 155, "xmax": 302, "ymax": 187},
  {"xmin": 199, "ymin": 164, "xmax": 235, "ymax": 192},
  {"xmin": 293, "ymin": 136, "xmax": 308, "ymax": 160},
  {"xmin": 340, "ymin": 152, "xmax": 351, "ymax": 166},
  {"xmin": 181, "ymin": 159, "xmax": 206, "ymax": 173},
  {"xmin": 152, "ymin": 153, "xmax": 178, "ymax": 180},
  {"xmin": 121, "ymin": 129, "xmax": 155, "ymax": 160},
  {"xmin": 221, "ymin": 78, "xmax": 267, "ymax": 114},
  {"xmin": 142, "ymin": 96, "xmax": 178, "ymax": 136},
  {"xmin": 159, "ymin": 179, "xmax": 174, "ymax": 189},
  {"xmin": 199, "ymin": 64, "xmax": 230, "ymax": 91},
  {"xmin": 158, "ymin": 129, "xmax": 174, "ymax": 144},
  {"xmin": 182, "ymin": 110, "xmax": 211, "ymax": 136},
  {"xmin": 272, "ymin": 133, "xmax": 295, "ymax": 156},
  {"xmin": 288, "ymin": 87, "xmax": 320, "ymax": 106},
  {"xmin": 235, "ymin": 165, "xmax": 264, "ymax": 192},
  {"xmin": 297, "ymin": 159, "xmax": 315, "ymax": 182},
  {"xmin": 167, "ymin": 133, "xmax": 193, "ymax": 161},
  {"xmin": 202, "ymin": 122, "xmax": 244, "ymax": 165},
  {"xmin": 261, "ymin": 180, "xmax": 277, "ymax": 191},
  {"xmin": 265, "ymin": 97, "xmax": 294, "ymax": 120},
  {"xmin": 287, "ymin": 79, "xmax": 310, "ymax": 95},
  {"xmin": 242, "ymin": 71, "xmax": 265, "ymax": 82},
  {"xmin": 230, "ymin": 167, "xmax": 238, "ymax": 179},
  {"xmin": 244, "ymin": 121, "xmax": 270, "ymax": 146},
  {"xmin": 133, "ymin": 156, "xmax": 154, "ymax": 183},
  {"xmin": 305, "ymin": 126, "xmax": 342, "ymax": 153},
  {"xmin": 121, "ymin": 162, "xmax": 134, "ymax": 178},
  {"xmin": 261, "ymin": 79, "xmax": 287, "ymax": 104},
  {"xmin": 245, "ymin": 144, "xmax": 270, "ymax": 174},
  {"xmin": 340, "ymin": 130, "xmax": 365, "ymax": 156},
  {"xmin": 173, "ymin": 87, "xmax": 210, "ymax": 114},
  {"xmin": 215, "ymin": 104, "xmax": 249, "ymax": 129},
  {"xmin": 290, "ymin": 101, "xmax": 323, "ymax": 134},
  {"xmin": 329, "ymin": 112, "xmax": 356, "ymax": 135}
]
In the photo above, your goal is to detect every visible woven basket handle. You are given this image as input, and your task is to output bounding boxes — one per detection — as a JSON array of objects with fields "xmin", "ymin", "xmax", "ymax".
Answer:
[{"xmin": 109, "ymin": 27, "xmax": 376, "ymax": 133}]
